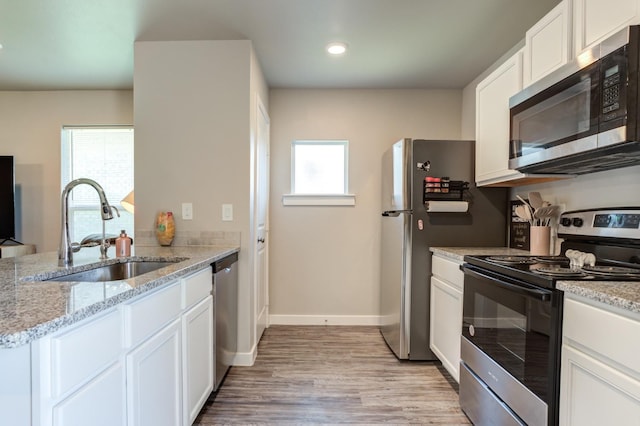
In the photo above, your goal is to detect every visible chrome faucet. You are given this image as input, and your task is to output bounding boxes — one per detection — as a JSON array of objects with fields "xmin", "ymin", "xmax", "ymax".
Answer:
[
  {"xmin": 58, "ymin": 178, "xmax": 114, "ymax": 266},
  {"xmin": 100, "ymin": 205, "xmax": 120, "ymax": 259}
]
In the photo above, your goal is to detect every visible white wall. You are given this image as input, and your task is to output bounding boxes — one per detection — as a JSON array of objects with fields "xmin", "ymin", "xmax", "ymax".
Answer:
[
  {"xmin": 514, "ymin": 166, "xmax": 640, "ymax": 211},
  {"xmin": 134, "ymin": 40, "xmax": 269, "ymax": 365},
  {"xmin": 268, "ymin": 89, "xmax": 462, "ymax": 324},
  {"xmin": 0, "ymin": 91, "xmax": 133, "ymax": 251}
]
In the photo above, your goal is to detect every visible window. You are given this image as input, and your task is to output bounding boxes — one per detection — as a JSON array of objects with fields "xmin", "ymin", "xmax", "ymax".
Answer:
[
  {"xmin": 283, "ymin": 140, "xmax": 355, "ymax": 206},
  {"xmin": 61, "ymin": 126, "xmax": 134, "ymax": 243}
]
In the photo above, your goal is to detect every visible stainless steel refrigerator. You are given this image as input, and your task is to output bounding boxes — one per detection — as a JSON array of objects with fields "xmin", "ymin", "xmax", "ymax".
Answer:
[{"xmin": 380, "ymin": 138, "xmax": 507, "ymax": 360}]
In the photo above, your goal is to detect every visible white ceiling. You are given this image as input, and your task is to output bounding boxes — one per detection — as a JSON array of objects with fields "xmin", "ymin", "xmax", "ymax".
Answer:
[{"xmin": 0, "ymin": 0, "xmax": 561, "ymax": 91}]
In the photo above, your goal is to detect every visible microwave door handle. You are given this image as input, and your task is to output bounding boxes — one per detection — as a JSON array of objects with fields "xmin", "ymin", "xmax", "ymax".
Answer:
[{"xmin": 463, "ymin": 266, "xmax": 551, "ymax": 302}]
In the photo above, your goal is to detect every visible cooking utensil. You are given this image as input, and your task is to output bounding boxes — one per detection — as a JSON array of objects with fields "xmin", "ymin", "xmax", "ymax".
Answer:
[
  {"xmin": 516, "ymin": 195, "xmax": 533, "ymax": 216},
  {"xmin": 534, "ymin": 205, "xmax": 560, "ymax": 226},
  {"xmin": 515, "ymin": 204, "xmax": 532, "ymax": 224},
  {"xmin": 516, "ymin": 195, "xmax": 535, "ymax": 224},
  {"xmin": 528, "ymin": 191, "xmax": 543, "ymax": 210}
]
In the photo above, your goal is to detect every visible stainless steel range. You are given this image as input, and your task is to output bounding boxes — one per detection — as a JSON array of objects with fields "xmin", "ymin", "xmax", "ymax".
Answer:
[{"xmin": 459, "ymin": 207, "xmax": 640, "ymax": 426}]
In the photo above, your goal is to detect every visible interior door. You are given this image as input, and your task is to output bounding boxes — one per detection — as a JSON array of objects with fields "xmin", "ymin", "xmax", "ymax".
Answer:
[{"xmin": 254, "ymin": 97, "xmax": 270, "ymax": 342}]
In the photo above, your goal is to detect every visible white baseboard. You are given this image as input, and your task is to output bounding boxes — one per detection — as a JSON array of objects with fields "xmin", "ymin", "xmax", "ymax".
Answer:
[
  {"xmin": 232, "ymin": 345, "xmax": 257, "ymax": 367},
  {"xmin": 269, "ymin": 314, "xmax": 382, "ymax": 326}
]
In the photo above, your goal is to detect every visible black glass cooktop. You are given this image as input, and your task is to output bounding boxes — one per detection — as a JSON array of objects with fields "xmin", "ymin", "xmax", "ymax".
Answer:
[{"xmin": 464, "ymin": 254, "xmax": 640, "ymax": 290}]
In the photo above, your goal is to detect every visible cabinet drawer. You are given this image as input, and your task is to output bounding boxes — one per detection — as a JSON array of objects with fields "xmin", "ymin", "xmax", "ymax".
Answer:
[
  {"xmin": 563, "ymin": 297, "xmax": 640, "ymax": 374},
  {"xmin": 124, "ymin": 280, "xmax": 181, "ymax": 347},
  {"xmin": 182, "ymin": 267, "xmax": 212, "ymax": 309},
  {"xmin": 432, "ymin": 255, "xmax": 463, "ymax": 290},
  {"xmin": 49, "ymin": 308, "xmax": 122, "ymax": 398}
]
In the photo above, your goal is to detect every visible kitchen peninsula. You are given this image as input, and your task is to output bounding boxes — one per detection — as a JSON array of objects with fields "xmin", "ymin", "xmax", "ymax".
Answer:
[{"xmin": 0, "ymin": 245, "xmax": 238, "ymax": 426}]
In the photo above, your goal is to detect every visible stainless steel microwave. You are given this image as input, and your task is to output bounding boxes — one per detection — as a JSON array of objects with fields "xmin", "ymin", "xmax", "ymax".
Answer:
[{"xmin": 509, "ymin": 25, "xmax": 640, "ymax": 175}]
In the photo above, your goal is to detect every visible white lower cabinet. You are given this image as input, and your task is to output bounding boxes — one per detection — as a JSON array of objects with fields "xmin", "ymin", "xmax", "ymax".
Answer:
[
  {"xmin": 560, "ymin": 296, "xmax": 640, "ymax": 425},
  {"xmin": 0, "ymin": 344, "xmax": 32, "ymax": 426},
  {"xmin": 127, "ymin": 319, "xmax": 182, "ymax": 426},
  {"xmin": 52, "ymin": 362, "xmax": 126, "ymax": 426},
  {"xmin": 32, "ymin": 308, "xmax": 125, "ymax": 426},
  {"xmin": 182, "ymin": 295, "xmax": 214, "ymax": 425},
  {"xmin": 429, "ymin": 254, "xmax": 464, "ymax": 383},
  {"xmin": 30, "ymin": 266, "xmax": 214, "ymax": 426},
  {"xmin": 560, "ymin": 345, "xmax": 640, "ymax": 425}
]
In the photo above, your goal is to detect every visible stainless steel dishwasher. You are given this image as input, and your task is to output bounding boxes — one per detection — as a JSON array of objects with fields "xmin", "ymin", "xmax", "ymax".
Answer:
[{"xmin": 212, "ymin": 252, "xmax": 238, "ymax": 391}]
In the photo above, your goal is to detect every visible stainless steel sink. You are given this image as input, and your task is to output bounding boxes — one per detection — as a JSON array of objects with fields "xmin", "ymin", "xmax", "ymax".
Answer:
[{"xmin": 48, "ymin": 261, "xmax": 177, "ymax": 282}]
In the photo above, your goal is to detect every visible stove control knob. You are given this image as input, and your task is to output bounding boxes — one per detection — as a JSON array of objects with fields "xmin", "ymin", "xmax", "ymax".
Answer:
[
  {"xmin": 560, "ymin": 217, "xmax": 572, "ymax": 227},
  {"xmin": 572, "ymin": 217, "xmax": 584, "ymax": 227}
]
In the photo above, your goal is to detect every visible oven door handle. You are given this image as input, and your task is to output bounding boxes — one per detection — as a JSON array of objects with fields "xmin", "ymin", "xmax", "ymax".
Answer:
[{"xmin": 463, "ymin": 266, "xmax": 551, "ymax": 302}]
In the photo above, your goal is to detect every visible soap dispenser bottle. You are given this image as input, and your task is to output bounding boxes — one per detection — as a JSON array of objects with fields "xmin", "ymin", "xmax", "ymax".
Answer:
[{"xmin": 115, "ymin": 230, "xmax": 132, "ymax": 257}]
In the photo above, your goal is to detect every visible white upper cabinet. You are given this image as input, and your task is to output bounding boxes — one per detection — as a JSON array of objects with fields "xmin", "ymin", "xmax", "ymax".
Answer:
[
  {"xmin": 475, "ymin": 49, "xmax": 526, "ymax": 186},
  {"xmin": 574, "ymin": 0, "xmax": 640, "ymax": 54},
  {"xmin": 523, "ymin": 0, "xmax": 573, "ymax": 87}
]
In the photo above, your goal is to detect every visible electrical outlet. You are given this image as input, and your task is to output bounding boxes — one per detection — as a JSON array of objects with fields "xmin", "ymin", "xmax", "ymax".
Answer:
[
  {"xmin": 182, "ymin": 202, "xmax": 193, "ymax": 220},
  {"xmin": 222, "ymin": 204, "xmax": 233, "ymax": 221}
]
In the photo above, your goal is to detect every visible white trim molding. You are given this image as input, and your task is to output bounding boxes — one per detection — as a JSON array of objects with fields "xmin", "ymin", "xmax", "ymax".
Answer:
[
  {"xmin": 282, "ymin": 194, "xmax": 356, "ymax": 206},
  {"xmin": 231, "ymin": 343, "xmax": 258, "ymax": 367},
  {"xmin": 269, "ymin": 314, "xmax": 381, "ymax": 326}
]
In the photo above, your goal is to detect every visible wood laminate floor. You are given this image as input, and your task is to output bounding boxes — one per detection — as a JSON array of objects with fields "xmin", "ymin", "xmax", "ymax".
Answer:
[{"xmin": 194, "ymin": 325, "xmax": 471, "ymax": 425}]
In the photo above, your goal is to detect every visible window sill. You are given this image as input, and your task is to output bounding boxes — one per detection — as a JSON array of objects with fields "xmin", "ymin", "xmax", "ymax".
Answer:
[{"xmin": 282, "ymin": 194, "xmax": 356, "ymax": 206}]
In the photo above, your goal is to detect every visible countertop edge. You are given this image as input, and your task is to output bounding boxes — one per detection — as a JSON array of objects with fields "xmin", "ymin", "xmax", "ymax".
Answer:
[
  {"xmin": 557, "ymin": 281, "xmax": 640, "ymax": 314},
  {"xmin": 430, "ymin": 247, "xmax": 529, "ymax": 262},
  {"xmin": 0, "ymin": 246, "xmax": 239, "ymax": 349}
]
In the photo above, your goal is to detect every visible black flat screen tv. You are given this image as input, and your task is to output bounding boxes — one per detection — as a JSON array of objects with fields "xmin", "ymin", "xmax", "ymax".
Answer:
[{"xmin": 0, "ymin": 156, "xmax": 16, "ymax": 243}]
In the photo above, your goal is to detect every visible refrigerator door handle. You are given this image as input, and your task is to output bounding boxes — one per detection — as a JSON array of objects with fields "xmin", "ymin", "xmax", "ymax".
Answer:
[{"xmin": 382, "ymin": 210, "xmax": 413, "ymax": 217}]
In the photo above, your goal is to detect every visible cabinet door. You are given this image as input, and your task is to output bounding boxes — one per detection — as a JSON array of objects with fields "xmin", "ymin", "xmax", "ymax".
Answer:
[
  {"xmin": 1, "ymin": 345, "xmax": 32, "ymax": 426},
  {"xmin": 560, "ymin": 345, "xmax": 640, "ymax": 425},
  {"xmin": 52, "ymin": 362, "xmax": 126, "ymax": 426},
  {"xmin": 574, "ymin": 0, "xmax": 640, "ymax": 54},
  {"xmin": 32, "ymin": 308, "xmax": 123, "ymax": 426},
  {"xmin": 523, "ymin": 0, "xmax": 572, "ymax": 86},
  {"xmin": 48, "ymin": 308, "xmax": 122, "ymax": 399},
  {"xmin": 475, "ymin": 49, "xmax": 524, "ymax": 186},
  {"xmin": 127, "ymin": 319, "xmax": 182, "ymax": 426},
  {"xmin": 182, "ymin": 295, "xmax": 214, "ymax": 425},
  {"xmin": 430, "ymin": 276, "xmax": 463, "ymax": 383}
]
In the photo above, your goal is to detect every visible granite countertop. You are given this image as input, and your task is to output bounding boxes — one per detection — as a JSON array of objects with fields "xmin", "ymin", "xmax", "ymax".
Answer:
[
  {"xmin": 430, "ymin": 246, "xmax": 529, "ymax": 262},
  {"xmin": 0, "ymin": 245, "xmax": 238, "ymax": 349},
  {"xmin": 556, "ymin": 281, "xmax": 640, "ymax": 314}
]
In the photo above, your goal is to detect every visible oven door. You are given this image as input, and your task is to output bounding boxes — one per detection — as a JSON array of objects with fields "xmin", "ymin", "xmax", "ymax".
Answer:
[{"xmin": 460, "ymin": 264, "xmax": 562, "ymax": 426}]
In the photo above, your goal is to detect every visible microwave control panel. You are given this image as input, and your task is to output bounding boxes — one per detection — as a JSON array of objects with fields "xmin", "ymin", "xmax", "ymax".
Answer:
[{"xmin": 600, "ymin": 45, "xmax": 627, "ymax": 123}]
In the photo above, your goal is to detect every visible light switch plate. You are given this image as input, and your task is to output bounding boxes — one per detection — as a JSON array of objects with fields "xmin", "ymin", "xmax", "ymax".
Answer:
[
  {"xmin": 222, "ymin": 204, "xmax": 233, "ymax": 221},
  {"xmin": 182, "ymin": 202, "xmax": 193, "ymax": 220}
]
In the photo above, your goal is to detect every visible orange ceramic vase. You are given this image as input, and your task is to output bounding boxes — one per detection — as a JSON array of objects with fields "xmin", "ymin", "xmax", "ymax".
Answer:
[{"xmin": 155, "ymin": 211, "xmax": 175, "ymax": 246}]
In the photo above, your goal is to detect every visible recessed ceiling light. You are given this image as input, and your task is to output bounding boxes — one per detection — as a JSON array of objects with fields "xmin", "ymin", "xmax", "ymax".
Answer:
[{"xmin": 326, "ymin": 42, "xmax": 347, "ymax": 56}]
